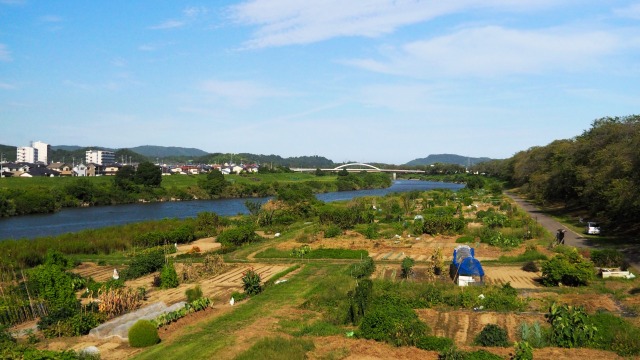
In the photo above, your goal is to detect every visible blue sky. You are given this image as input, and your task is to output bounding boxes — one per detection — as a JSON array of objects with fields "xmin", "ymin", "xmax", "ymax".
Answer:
[{"xmin": 1, "ymin": 1, "xmax": 639, "ymax": 164}]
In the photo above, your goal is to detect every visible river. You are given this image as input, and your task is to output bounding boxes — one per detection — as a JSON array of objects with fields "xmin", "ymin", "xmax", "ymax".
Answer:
[{"xmin": 0, "ymin": 180, "xmax": 464, "ymax": 240}]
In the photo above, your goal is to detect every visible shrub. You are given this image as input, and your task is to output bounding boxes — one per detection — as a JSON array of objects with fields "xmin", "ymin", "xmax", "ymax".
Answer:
[
  {"xmin": 216, "ymin": 225, "xmax": 261, "ymax": 246},
  {"xmin": 242, "ymin": 268, "xmax": 262, "ymax": 296},
  {"xmin": 415, "ymin": 335, "xmax": 454, "ymax": 352},
  {"xmin": 349, "ymin": 257, "xmax": 375, "ymax": 279},
  {"xmin": 401, "ymin": 257, "xmax": 415, "ymax": 279},
  {"xmin": 160, "ymin": 262, "xmax": 179, "ymax": 289},
  {"xmin": 359, "ymin": 297, "xmax": 428, "ymax": 347},
  {"xmin": 121, "ymin": 250, "xmax": 165, "ymax": 280},
  {"xmin": 323, "ymin": 225, "xmax": 342, "ymax": 238},
  {"xmin": 474, "ymin": 324, "xmax": 510, "ymax": 347},
  {"xmin": 128, "ymin": 319, "xmax": 160, "ymax": 348},
  {"xmin": 511, "ymin": 342, "xmax": 533, "ymax": 360},
  {"xmin": 541, "ymin": 251, "xmax": 594, "ymax": 286},
  {"xmin": 521, "ymin": 261, "xmax": 539, "ymax": 272},
  {"xmin": 590, "ymin": 249, "xmax": 627, "ymax": 269},
  {"xmin": 347, "ymin": 279, "xmax": 373, "ymax": 325},
  {"xmin": 185, "ymin": 285, "xmax": 203, "ymax": 302}
]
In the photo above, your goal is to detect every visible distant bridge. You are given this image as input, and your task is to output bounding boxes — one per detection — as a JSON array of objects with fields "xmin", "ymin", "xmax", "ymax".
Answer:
[{"xmin": 290, "ymin": 163, "xmax": 425, "ymax": 177}]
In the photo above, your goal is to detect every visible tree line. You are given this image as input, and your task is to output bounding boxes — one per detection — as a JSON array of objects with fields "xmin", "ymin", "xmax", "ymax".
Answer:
[{"xmin": 473, "ymin": 115, "xmax": 640, "ymax": 233}]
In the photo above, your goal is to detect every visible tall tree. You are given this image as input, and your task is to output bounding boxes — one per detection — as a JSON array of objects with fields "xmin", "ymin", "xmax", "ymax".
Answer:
[{"xmin": 135, "ymin": 161, "xmax": 162, "ymax": 187}]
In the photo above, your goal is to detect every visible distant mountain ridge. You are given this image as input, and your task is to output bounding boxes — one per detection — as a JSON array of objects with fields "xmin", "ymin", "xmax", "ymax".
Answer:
[
  {"xmin": 405, "ymin": 154, "xmax": 494, "ymax": 166},
  {"xmin": 130, "ymin": 145, "xmax": 208, "ymax": 158}
]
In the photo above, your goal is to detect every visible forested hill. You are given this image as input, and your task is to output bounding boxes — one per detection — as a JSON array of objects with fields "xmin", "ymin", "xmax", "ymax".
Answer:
[
  {"xmin": 131, "ymin": 145, "xmax": 208, "ymax": 158},
  {"xmin": 195, "ymin": 153, "xmax": 335, "ymax": 168},
  {"xmin": 473, "ymin": 115, "xmax": 640, "ymax": 233},
  {"xmin": 405, "ymin": 154, "xmax": 493, "ymax": 166}
]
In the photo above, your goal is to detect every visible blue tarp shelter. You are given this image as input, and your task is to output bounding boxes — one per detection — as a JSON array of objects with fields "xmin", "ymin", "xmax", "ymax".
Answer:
[{"xmin": 451, "ymin": 245, "xmax": 485, "ymax": 281}]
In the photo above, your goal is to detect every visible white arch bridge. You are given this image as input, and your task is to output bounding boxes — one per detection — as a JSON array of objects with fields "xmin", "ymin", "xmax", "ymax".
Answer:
[{"xmin": 290, "ymin": 163, "xmax": 424, "ymax": 177}]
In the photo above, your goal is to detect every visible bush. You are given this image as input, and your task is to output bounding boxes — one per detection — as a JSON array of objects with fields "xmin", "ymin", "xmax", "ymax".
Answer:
[
  {"xmin": 359, "ymin": 297, "xmax": 428, "ymax": 347},
  {"xmin": 511, "ymin": 342, "xmax": 533, "ymax": 360},
  {"xmin": 590, "ymin": 249, "xmax": 627, "ymax": 269},
  {"xmin": 474, "ymin": 324, "xmax": 510, "ymax": 347},
  {"xmin": 521, "ymin": 261, "xmax": 539, "ymax": 272},
  {"xmin": 349, "ymin": 257, "xmax": 375, "ymax": 279},
  {"xmin": 415, "ymin": 335, "xmax": 454, "ymax": 352},
  {"xmin": 121, "ymin": 250, "xmax": 165, "ymax": 280},
  {"xmin": 185, "ymin": 285, "xmax": 203, "ymax": 302},
  {"xmin": 216, "ymin": 225, "xmax": 261, "ymax": 246},
  {"xmin": 128, "ymin": 319, "xmax": 160, "ymax": 348},
  {"xmin": 401, "ymin": 257, "xmax": 415, "ymax": 279},
  {"xmin": 160, "ymin": 262, "xmax": 179, "ymax": 289},
  {"xmin": 541, "ymin": 251, "xmax": 594, "ymax": 286},
  {"xmin": 323, "ymin": 225, "xmax": 342, "ymax": 238}
]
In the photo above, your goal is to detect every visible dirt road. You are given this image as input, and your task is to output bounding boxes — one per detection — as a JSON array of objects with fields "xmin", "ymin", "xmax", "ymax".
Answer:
[{"xmin": 506, "ymin": 192, "xmax": 640, "ymax": 271}]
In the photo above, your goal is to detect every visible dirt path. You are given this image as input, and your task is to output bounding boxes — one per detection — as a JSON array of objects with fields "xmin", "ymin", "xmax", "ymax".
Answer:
[{"xmin": 505, "ymin": 192, "xmax": 640, "ymax": 271}]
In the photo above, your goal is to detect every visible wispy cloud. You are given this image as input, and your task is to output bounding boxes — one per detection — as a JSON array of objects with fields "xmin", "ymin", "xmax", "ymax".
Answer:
[
  {"xmin": 149, "ymin": 20, "xmax": 185, "ymax": 30},
  {"xmin": 0, "ymin": 82, "xmax": 15, "ymax": 90},
  {"xmin": 40, "ymin": 15, "xmax": 63, "ymax": 23},
  {"xmin": 0, "ymin": 44, "xmax": 12, "ymax": 62},
  {"xmin": 200, "ymin": 79, "xmax": 291, "ymax": 107},
  {"xmin": 228, "ymin": 0, "xmax": 559, "ymax": 48},
  {"xmin": 345, "ymin": 26, "xmax": 620, "ymax": 78},
  {"xmin": 150, "ymin": 6, "xmax": 210, "ymax": 30},
  {"xmin": 613, "ymin": 3, "xmax": 640, "ymax": 20},
  {"xmin": 0, "ymin": 0, "xmax": 25, "ymax": 5}
]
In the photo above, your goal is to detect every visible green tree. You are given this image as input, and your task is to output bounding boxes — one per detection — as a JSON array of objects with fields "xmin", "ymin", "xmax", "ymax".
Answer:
[
  {"xmin": 199, "ymin": 169, "xmax": 228, "ymax": 197},
  {"xmin": 135, "ymin": 161, "xmax": 162, "ymax": 187},
  {"xmin": 115, "ymin": 165, "xmax": 136, "ymax": 191}
]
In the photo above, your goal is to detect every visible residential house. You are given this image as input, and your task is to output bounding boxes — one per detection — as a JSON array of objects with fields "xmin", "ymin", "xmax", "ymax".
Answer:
[
  {"xmin": 73, "ymin": 163, "xmax": 88, "ymax": 176},
  {"xmin": 86, "ymin": 163, "xmax": 103, "ymax": 177},
  {"xmin": 26, "ymin": 167, "xmax": 60, "ymax": 177},
  {"xmin": 103, "ymin": 164, "xmax": 121, "ymax": 176},
  {"xmin": 47, "ymin": 163, "xmax": 73, "ymax": 176}
]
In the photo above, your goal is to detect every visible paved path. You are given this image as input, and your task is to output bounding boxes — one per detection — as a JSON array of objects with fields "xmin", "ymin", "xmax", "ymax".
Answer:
[{"xmin": 506, "ymin": 192, "xmax": 640, "ymax": 271}]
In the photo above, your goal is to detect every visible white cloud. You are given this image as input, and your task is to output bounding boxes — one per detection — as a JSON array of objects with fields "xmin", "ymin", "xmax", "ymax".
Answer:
[
  {"xmin": 613, "ymin": 3, "xmax": 640, "ymax": 19},
  {"xmin": 200, "ymin": 79, "xmax": 291, "ymax": 107},
  {"xmin": 228, "ymin": 0, "xmax": 561, "ymax": 48},
  {"xmin": 40, "ymin": 15, "xmax": 63, "ymax": 23},
  {"xmin": 149, "ymin": 20, "xmax": 185, "ymax": 30},
  {"xmin": 0, "ymin": 44, "xmax": 11, "ymax": 61},
  {"xmin": 0, "ymin": 82, "xmax": 15, "ymax": 89},
  {"xmin": 183, "ymin": 6, "xmax": 208, "ymax": 18},
  {"xmin": 345, "ymin": 26, "xmax": 620, "ymax": 78}
]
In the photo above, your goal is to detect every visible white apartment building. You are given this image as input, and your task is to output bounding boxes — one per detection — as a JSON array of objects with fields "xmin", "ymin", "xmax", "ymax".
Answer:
[
  {"xmin": 16, "ymin": 140, "xmax": 49, "ymax": 164},
  {"xmin": 85, "ymin": 149, "xmax": 116, "ymax": 165},
  {"xmin": 16, "ymin": 146, "xmax": 38, "ymax": 163},
  {"xmin": 31, "ymin": 141, "xmax": 49, "ymax": 164}
]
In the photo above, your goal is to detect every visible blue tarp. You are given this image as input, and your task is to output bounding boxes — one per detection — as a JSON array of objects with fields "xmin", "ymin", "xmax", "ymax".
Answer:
[{"xmin": 452, "ymin": 246, "xmax": 485, "ymax": 278}]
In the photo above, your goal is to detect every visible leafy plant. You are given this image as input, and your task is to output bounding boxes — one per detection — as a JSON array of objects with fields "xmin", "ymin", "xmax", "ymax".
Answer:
[
  {"xmin": 474, "ymin": 324, "xmax": 510, "ymax": 347},
  {"xmin": 323, "ymin": 225, "xmax": 342, "ymax": 238},
  {"xmin": 242, "ymin": 268, "xmax": 262, "ymax": 296},
  {"xmin": 545, "ymin": 303, "xmax": 596, "ymax": 348},
  {"xmin": 517, "ymin": 321, "xmax": 546, "ymax": 348},
  {"xmin": 359, "ymin": 296, "xmax": 428, "ymax": 347},
  {"xmin": 510, "ymin": 341, "xmax": 533, "ymax": 360},
  {"xmin": 349, "ymin": 256, "xmax": 375, "ymax": 279},
  {"xmin": 185, "ymin": 285, "xmax": 203, "ymax": 302},
  {"xmin": 415, "ymin": 335, "xmax": 454, "ymax": 352}
]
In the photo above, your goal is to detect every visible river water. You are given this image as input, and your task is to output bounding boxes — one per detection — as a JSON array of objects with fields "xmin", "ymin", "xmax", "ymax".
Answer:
[{"xmin": 0, "ymin": 180, "xmax": 464, "ymax": 240}]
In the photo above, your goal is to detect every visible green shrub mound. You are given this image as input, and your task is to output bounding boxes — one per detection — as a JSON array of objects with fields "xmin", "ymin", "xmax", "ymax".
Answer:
[
  {"xmin": 474, "ymin": 324, "xmax": 510, "ymax": 347},
  {"xmin": 128, "ymin": 320, "xmax": 160, "ymax": 348},
  {"xmin": 590, "ymin": 249, "xmax": 627, "ymax": 269},
  {"xmin": 541, "ymin": 251, "xmax": 594, "ymax": 287},
  {"xmin": 359, "ymin": 296, "xmax": 428, "ymax": 347},
  {"xmin": 415, "ymin": 335, "xmax": 454, "ymax": 352}
]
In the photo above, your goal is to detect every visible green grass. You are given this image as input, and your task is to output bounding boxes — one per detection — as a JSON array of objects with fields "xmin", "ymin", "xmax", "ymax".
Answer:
[
  {"xmin": 234, "ymin": 336, "xmax": 315, "ymax": 360},
  {"xmin": 133, "ymin": 263, "xmax": 343, "ymax": 360},
  {"xmin": 497, "ymin": 248, "xmax": 548, "ymax": 263},
  {"xmin": 255, "ymin": 247, "xmax": 368, "ymax": 260}
]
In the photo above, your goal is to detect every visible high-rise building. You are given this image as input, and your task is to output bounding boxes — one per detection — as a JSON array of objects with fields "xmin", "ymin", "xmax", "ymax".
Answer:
[
  {"xmin": 31, "ymin": 141, "xmax": 49, "ymax": 164},
  {"xmin": 16, "ymin": 146, "xmax": 38, "ymax": 163},
  {"xmin": 85, "ymin": 149, "xmax": 116, "ymax": 165}
]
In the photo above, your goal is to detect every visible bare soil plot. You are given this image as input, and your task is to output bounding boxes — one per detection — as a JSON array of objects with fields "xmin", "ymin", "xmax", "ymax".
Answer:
[
  {"xmin": 171, "ymin": 237, "xmax": 221, "ymax": 257},
  {"xmin": 484, "ymin": 266, "xmax": 542, "ymax": 289}
]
